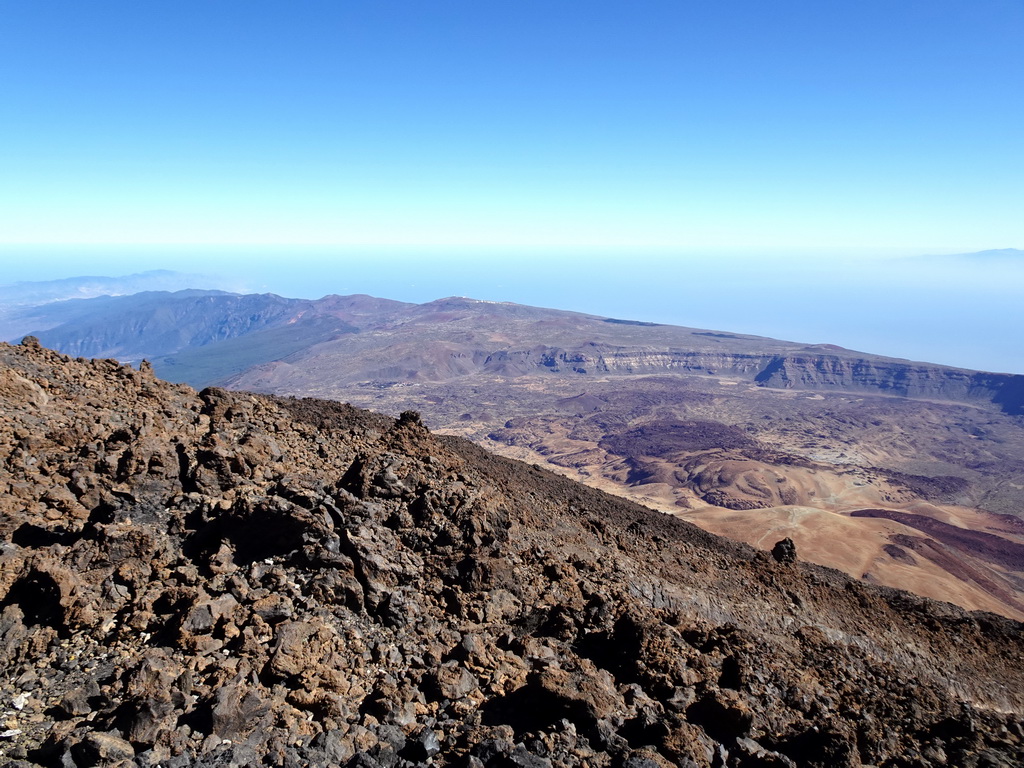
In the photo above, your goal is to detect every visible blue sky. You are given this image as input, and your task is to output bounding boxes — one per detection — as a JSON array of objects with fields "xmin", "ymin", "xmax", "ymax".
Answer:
[
  {"xmin": 1, "ymin": 1, "xmax": 1021, "ymax": 249},
  {"xmin": 0, "ymin": 2, "xmax": 1022, "ymax": 372}
]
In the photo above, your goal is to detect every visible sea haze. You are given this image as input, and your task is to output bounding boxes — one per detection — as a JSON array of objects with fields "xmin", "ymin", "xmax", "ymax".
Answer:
[{"xmin": 1, "ymin": 246, "xmax": 1021, "ymax": 374}]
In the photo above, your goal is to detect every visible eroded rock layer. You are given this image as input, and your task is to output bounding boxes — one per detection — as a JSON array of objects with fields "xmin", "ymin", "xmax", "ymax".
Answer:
[{"xmin": 1, "ymin": 339, "xmax": 1023, "ymax": 768}]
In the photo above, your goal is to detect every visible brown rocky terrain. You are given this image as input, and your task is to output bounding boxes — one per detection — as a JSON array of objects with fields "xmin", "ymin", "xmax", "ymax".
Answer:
[
  {"xmin": 280, "ymin": 366, "xmax": 1024, "ymax": 622},
  {"xmin": 2, "ymin": 338, "xmax": 1024, "ymax": 767}
]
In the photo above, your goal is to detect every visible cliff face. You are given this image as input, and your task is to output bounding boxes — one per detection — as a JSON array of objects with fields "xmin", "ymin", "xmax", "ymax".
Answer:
[
  {"xmin": 493, "ymin": 348, "xmax": 771, "ymax": 378},
  {"xmin": 2, "ymin": 338, "xmax": 1023, "ymax": 768},
  {"xmin": 752, "ymin": 354, "xmax": 1024, "ymax": 413},
  {"xmin": 472, "ymin": 346, "xmax": 1024, "ymax": 415}
]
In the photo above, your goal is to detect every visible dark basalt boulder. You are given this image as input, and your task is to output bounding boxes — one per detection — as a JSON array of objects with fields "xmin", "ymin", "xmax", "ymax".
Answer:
[{"xmin": 772, "ymin": 538, "xmax": 797, "ymax": 564}]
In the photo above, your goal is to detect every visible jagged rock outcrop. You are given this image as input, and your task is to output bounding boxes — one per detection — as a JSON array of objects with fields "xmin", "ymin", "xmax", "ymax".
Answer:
[
  {"xmin": 1, "ymin": 340, "xmax": 1023, "ymax": 768},
  {"xmin": 772, "ymin": 538, "xmax": 797, "ymax": 565}
]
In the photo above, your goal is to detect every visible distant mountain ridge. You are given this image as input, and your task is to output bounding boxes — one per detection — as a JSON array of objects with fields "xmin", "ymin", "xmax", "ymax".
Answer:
[
  {"xmin": 28, "ymin": 290, "xmax": 310, "ymax": 361},
  {"xmin": 0, "ymin": 270, "xmax": 232, "ymax": 343},
  {"xmin": 950, "ymin": 247, "xmax": 1022, "ymax": 259},
  {"xmin": 922, "ymin": 247, "xmax": 1024, "ymax": 262},
  {"xmin": 0, "ymin": 269, "xmax": 220, "ymax": 308},
  {"xmin": 6, "ymin": 289, "xmax": 411, "ymax": 363},
  {"xmin": 7, "ymin": 288, "xmax": 1024, "ymax": 415}
]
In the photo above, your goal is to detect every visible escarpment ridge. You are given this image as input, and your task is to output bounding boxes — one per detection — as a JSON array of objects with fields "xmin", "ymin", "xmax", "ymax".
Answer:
[{"xmin": 1, "ymin": 339, "xmax": 1023, "ymax": 767}]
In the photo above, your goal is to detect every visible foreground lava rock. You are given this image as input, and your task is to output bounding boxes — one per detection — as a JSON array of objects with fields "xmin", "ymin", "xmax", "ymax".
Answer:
[{"xmin": 1, "ymin": 339, "xmax": 1023, "ymax": 768}]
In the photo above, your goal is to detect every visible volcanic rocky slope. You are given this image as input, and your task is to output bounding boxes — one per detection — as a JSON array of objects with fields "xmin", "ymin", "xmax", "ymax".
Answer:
[
  {"xmin": 14, "ymin": 292, "xmax": 1024, "ymax": 620},
  {"xmin": 2, "ymin": 339, "xmax": 1023, "ymax": 768}
]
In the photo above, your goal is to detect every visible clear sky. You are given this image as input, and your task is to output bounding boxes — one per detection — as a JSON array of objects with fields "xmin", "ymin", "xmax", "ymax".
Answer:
[
  {"xmin": 0, "ymin": 2, "xmax": 1022, "ymax": 372},
  {"xmin": 1, "ymin": 1, "xmax": 1022, "ymax": 250}
]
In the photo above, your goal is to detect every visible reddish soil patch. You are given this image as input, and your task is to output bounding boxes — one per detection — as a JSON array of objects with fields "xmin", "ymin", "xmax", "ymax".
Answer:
[
  {"xmin": 854, "ymin": 509, "xmax": 1024, "ymax": 570},
  {"xmin": 886, "ymin": 533, "xmax": 1024, "ymax": 613}
]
